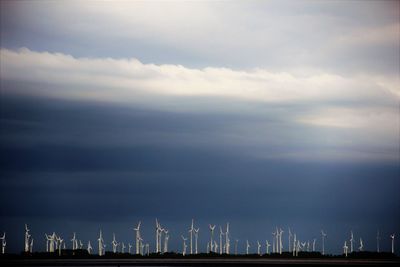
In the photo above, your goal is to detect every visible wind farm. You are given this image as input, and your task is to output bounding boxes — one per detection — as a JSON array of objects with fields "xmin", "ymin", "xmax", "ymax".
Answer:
[{"xmin": 0, "ymin": 222, "xmax": 399, "ymax": 266}]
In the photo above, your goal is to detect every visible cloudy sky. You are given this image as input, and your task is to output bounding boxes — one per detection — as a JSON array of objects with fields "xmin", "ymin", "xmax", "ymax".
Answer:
[{"xmin": 0, "ymin": 0, "xmax": 399, "ymax": 255}]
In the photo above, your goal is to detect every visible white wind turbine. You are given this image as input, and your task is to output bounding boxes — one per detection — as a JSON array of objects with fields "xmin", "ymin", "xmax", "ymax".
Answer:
[
  {"xmin": 225, "ymin": 222, "xmax": 230, "ymax": 254},
  {"xmin": 272, "ymin": 230, "xmax": 277, "ymax": 253},
  {"xmin": 209, "ymin": 224, "xmax": 216, "ymax": 253},
  {"xmin": 181, "ymin": 235, "xmax": 188, "ymax": 256},
  {"xmin": 257, "ymin": 241, "xmax": 261, "ymax": 255},
  {"xmin": 164, "ymin": 230, "xmax": 169, "ymax": 253},
  {"xmin": 79, "ymin": 240, "xmax": 84, "ymax": 249},
  {"xmin": 146, "ymin": 243, "xmax": 150, "ymax": 255},
  {"xmin": 266, "ymin": 240, "xmax": 271, "ymax": 254},
  {"xmin": 29, "ymin": 238, "xmax": 33, "ymax": 253},
  {"xmin": 188, "ymin": 219, "xmax": 194, "ymax": 255},
  {"xmin": 128, "ymin": 243, "xmax": 132, "ymax": 254},
  {"xmin": 359, "ymin": 238, "xmax": 363, "ymax": 251},
  {"xmin": 194, "ymin": 228, "xmax": 199, "ymax": 254},
  {"xmin": 121, "ymin": 242, "xmax": 126, "ymax": 253},
  {"xmin": 219, "ymin": 226, "xmax": 224, "ymax": 254},
  {"xmin": 134, "ymin": 221, "xmax": 141, "ymax": 255},
  {"xmin": 288, "ymin": 228, "xmax": 292, "ymax": 252},
  {"xmin": 155, "ymin": 219, "xmax": 160, "ymax": 253},
  {"xmin": 312, "ymin": 238, "xmax": 316, "ymax": 252},
  {"xmin": 71, "ymin": 232, "xmax": 77, "ymax": 251},
  {"xmin": 98, "ymin": 230, "xmax": 105, "ymax": 256},
  {"xmin": 0, "ymin": 233, "xmax": 6, "ymax": 254},
  {"xmin": 292, "ymin": 233, "xmax": 296, "ymax": 257},
  {"xmin": 24, "ymin": 224, "xmax": 31, "ymax": 253},
  {"xmin": 343, "ymin": 241, "xmax": 348, "ymax": 257},
  {"xmin": 214, "ymin": 240, "xmax": 218, "ymax": 253},
  {"xmin": 350, "ymin": 230, "xmax": 354, "ymax": 253},
  {"xmin": 87, "ymin": 241, "xmax": 92, "ymax": 255},
  {"xmin": 321, "ymin": 230, "xmax": 327, "ymax": 255},
  {"xmin": 159, "ymin": 227, "xmax": 164, "ymax": 253},
  {"xmin": 278, "ymin": 228, "xmax": 284, "ymax": 254},
  {"xmin": 246, "ymin": 240, "xmax": 250, "ymax": 255},
  {"xmin": 112, "ymin": 233, "xmax": 118, "ymax": 253},
  {"xmin": 56, "ymin": 235, "xmax": 63, "ymax": 256},
  {"xmin": 390, "ymin": 234, "xmax": 395, "ymax": 254}
]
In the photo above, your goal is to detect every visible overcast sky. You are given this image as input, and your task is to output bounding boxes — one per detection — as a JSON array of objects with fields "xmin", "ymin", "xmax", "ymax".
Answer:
[{"xmin": 0, "ymin": 0, "xmax": 399, "ymax": 255}]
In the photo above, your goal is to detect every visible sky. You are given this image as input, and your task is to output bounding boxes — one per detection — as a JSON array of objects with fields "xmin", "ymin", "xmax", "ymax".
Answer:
[{"xmin": 0, "ymin": 0, "xmax": 399, "ymax": 255}]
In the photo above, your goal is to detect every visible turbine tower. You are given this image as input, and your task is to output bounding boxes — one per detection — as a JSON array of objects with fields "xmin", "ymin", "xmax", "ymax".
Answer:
[
  {"xmin": 164, "ymin": 229, "xmax": 169, "ymax": 253},
  {"xmin": 225, "ymin": 222, "xmax": 230, "ymax": 254},
  {"xmin": 288, "ymin": 228, "xmax": 292, "ymax": 252},
  {"xmin": 98, "ymin": 230, "xmax": 105, "ymax": 256},
  {"xmin": 56, "ymin": 235, "xmax": 63, "ymax": 256},
  {"xmin": 0, "ymin": 233, "xmax": 6, "ymax": 254},
  {"xmin": 266, "ymin": 240, "xmax": 271, "ymax": 254},
  {"xmin": 71, "ymin": 232, "xmax": 77, "ymax": 251},
  {"xmin": 219, "ymin": 226, "xmax": 224, "ymax": 254},
  {"xmin": 112, "ymin": 233, "xmax": 118, "ymax": 253},
  {"xmin": 194, "ymin": 228, "xmax": 199, "ymax": 254},
  {"xmin": 155, "ymin": 219, "xmax": 160, "ymax": 253},
  {"xmin": 350, "ymin": 230, "xmax": 354, "ymax": 253},
  {"xmin": 279, "ymin": 228, "xmax": 284, "ymax": 254},
  {"xmin": 390, "ymin": 234, "xmax": 395, "ymax": 254},
  {"xmin": 257, "ymin": 241, "xmax": 261, "ymax": 255},
  {"xmin": 359, "ymin": 238, "xmax": 363, "ymax": 252},
  {"xmin": 209, "ymin": 224, "xmax": 215, "ymax": 253},
  {"xmin": 181, "ymin": 235, "xmax": 187, "ymax": 256},
  {"xmin": 24, "ymin": 224, "xmax": 31, "ymax": 253},
  {"xmin": 134, "ymin": 221, "xmax": 141, "ymax": 255},
  {"xmin": 321, "ymin": 230, "xmax": 327, "ymax": 256},
  {"xmin": 246, "ymin": 240, "xmax": 250, "ymax": 255},
  {"xmin": 312, "ymin": 238, "xmax": 316, "ymax": 252},
  {"xmin": 189, "ymin": 219, "xmax": 194, "ymax": 255},
  {"xmin": 343, "ymin": 241, "xmax": 348, "ymax": 257},
  {"xmin": 87, "ymin": 241, "xmax": 92, "ymax": 255}
]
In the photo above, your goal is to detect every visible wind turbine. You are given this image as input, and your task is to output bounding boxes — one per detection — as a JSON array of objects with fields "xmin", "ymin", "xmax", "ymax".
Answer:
[
  {"xmin": 343, "ymin": 241, "xmax": 348, "ymax": 257},
  {"xmin": 71, "ymin": 232, "xmax": 77, "ymax": 251},
  {"xmin": 112, "ymin": 233, "xmax": 118, "ymax": 253},
  {"xmin": 225, "ymin": 222, "xmax": 230, "ymax": 254},
  {"xmin": 0, "ymin": 233, "xmax": 6, "ymax": 254},
  {"xmin": 98, "ymin": 230, "xmax": 105, "ymax": 256},
  {"xmin": 155, "ymin": 219, "xmax": 160, "ymax": 253},
  {"xmin": 128, "ymin": 243, "xmax": 132, "ymax": 254},
  {"xmin": 164, "ymin": 229, "xmax": 169, "ymax": 253},
  {"xmin": 56, "ymin": 235, "xmax": 63, "ymax": 256},
  {"xmin": 359, "ymin": 238, "xmax": 363, "ymax": 252},
  {"xmin": 79, "ymin": 240, "xmax": 84, "ymax": 249},
  {"xmin": 288, "ymin": 228, "xmax": 292, "ymax": 253},
  {"xmin": 181, "ymin": 235, "xmax": 188, "ymax": 256},
  {"xmin": 278, "ymin": 228, "xmax": 284, "ymax": 254},
  {"xmin": 307, "ymin": 241, "xmax": 310, "ymax": 252},
  {"xmin": 376, "ymin": 230, "xmax": 380, "ymax": 253},
  {"xmin": 194, "ymin": 228, "xmax": 199, "ymax": 254},
  {"xmin": 390, "ymin": 234, "xmax": 395, "ymax": 254},
  {"xmin": 292, "ymin": 234, "xmax": 296, "ymax": 257},
  {"xmin": 266, "ymin": 240, "xmax": 271, "ymax": 254},
  {"xmin": 121, "ymin": 242, "xmax": 126, "ymax": 253},
  {"xmin": 219, "ymin": 226, "xmax": 224, "ymax": 254},
  {"xmin": 134, "ymin": 221, "xmax": 141, "ymax": 255},
  {"xmin": 257, "ymin": 241, "xmax": 261, "ymax": 256},
  {"xmin": 246, "ymin": 240, "xmax": 250, "ymax": 255},
  {"xmin": 350, "ymin": 230, "xmax": 354, "ymax": 253},
  {"xmin": 272, "ymin": 230, "xmax": 277, "ymax": 253},
  {"xmin": 24, "ymin": 224, "xmax": 31, "ymax": 253},
  {"xmin": 87, "ymin": 241, "xmax": 92, "ymax": 255},
  {"xmin": 188, "ymin": 219, "xmax": 194, "ymax": 255},
  {"xmin": 209, "ymin": 224, "xmax": 216, "ymax": 253},
  {"xmin": 321, "ymin": 230, "xmax": 327, "ymax": 256},
  {"xmin": 312, "ymin": 238, "xmax": 316, "ymax": 252}
]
